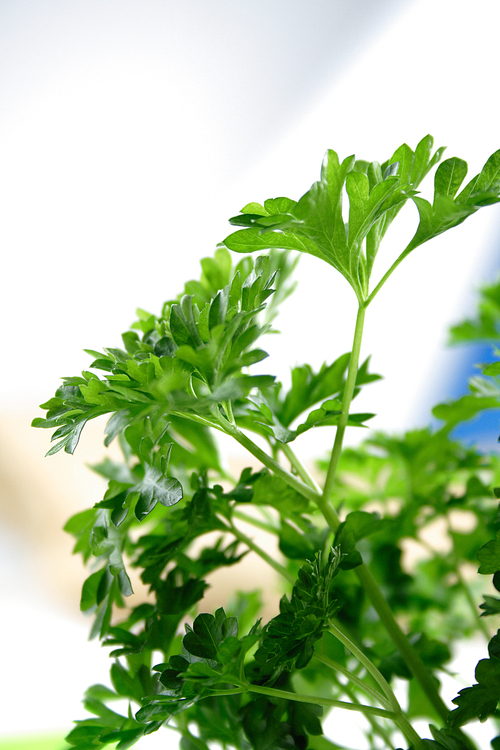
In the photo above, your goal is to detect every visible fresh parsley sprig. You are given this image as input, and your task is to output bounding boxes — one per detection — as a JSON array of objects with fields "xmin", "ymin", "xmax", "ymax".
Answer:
[{"xmin": 34, "ymin": 136, "xmax": 500, "ymax": 750}]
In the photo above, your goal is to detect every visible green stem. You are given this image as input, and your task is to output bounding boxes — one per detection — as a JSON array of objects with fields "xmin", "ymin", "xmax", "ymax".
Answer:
[
  {"xmin": 355, "ymin": 563, "xmax": 450, "ymax": 724},
  {"xmin": 329, "ymin": 622, "xmax": 400, "ymax": 714},
  {"xmin": 215, "ymin": 354, "xmax": 452, "ymax": 733},
  {"xmin": 365, "ymin": 244, "xmax": 414, "ymax": 307},
  {"xmin": 222, "ymin": 399, "xmax": 236, "ymax": 425},
  {"xmin": 217, "ymin": 515, "xmax": 295, "ymax": 585},
  {"xmin": 224, "ymin": 412, "xmax": 447, "ymax": 729},
  {"xmin": 223, "ymin": 422, "xmax": 321, "ymax": 506},
  {"xmin": 310, "ymin": 299, "xmax": 452, "ymax": 727},
  {"xmin": 316, "ymin": 495, "xmax": 341, "ymax": 532},
  {"xmin": 220, "ymin": 680, "xmax": 425, "ymax": 749},
  {"xmin": 313, "ymin": 653, "xmax": 389, "ymax": 708},
  {"xmin": 233, "ymin": 509, "xmax": 279, "ymax": 535},
  {"xmin": 280, "ymin": 443, "xmax": 322, "ymax": 493},
  {"xmin": 170, "ymin": 410, "xmax": 221, "ymax": 430},
  {"xmin": 243, "ymin": 682, "xmax": 397, "ymax": 720},
  {"xmin": 394, "ymin": 716, "xmax": 428, "ymax": 750},
  {"xmin": 322, "ymin": 303, "xmax": 366, "ymax": 503}
]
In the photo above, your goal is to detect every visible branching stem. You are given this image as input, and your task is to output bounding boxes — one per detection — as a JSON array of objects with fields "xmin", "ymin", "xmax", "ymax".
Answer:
[
  {"xmin": 328, "ymin": 621, "xmax": 400, "ymax": 714},
  {"xmin": 217, "ymin": 514, "xmax": 295, "ymax": 584},
  {"xmin": 216, "ymin": 302, "xmax": 452, "ymax": 736},
  {"xmin": 221, "ymin": 392, "xmax": 451, "ymax": 728},
  {"xmin": 280, "ymin": 442, "xmax": 322, "ymax": 493},
  {"xmin": 221, "ymin": 422, "xmax": 321, "ymax": 506},
  {"xmin": 232, "ymin": 509, "xmax": 279, "ymax": 535},
  {"xmin": 365, "ymin": 243, "xmax": 414, "ymax": 306},
  {"xmin": 313, "ymin": 653, "xmax": 389, "ymax": 708},
  {"xmin": 309, "ymin": 299, "xmax": 452, "ymax": 727},
  {"xmin": 242, "ymin": 682, "xmax": 398, "ymax": 720},
  {"xmin": 234, "ymin": 680, "xmax": 425, "ymax": 749}
]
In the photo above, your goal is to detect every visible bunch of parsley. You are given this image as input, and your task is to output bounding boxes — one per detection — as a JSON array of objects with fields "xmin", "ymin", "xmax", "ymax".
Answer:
[{"xmin": 34, "ymin": 136, "xmax": 500, "ymax": 749}]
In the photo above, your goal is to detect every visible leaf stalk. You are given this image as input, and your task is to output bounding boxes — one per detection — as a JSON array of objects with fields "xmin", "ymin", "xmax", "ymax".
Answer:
[
  {"xmin": 217, "ymin": 514, "xmax": 295, "ymax": 585},
  {"xmin": 328, "ymin": 621, "xmax": 400, "ymax": 714},
  {"xmin": 280, "ymin": 442, "xmax": 322, "ymax": 493},
  {"xmin": 221, "ymin": 422, "xmax": 322, "ymax": 506},
  {"xmin": 365, "ymin": 242, "xmax": 414, "ymax": 306},
  {"xmin": 313, "ymin": 652, "xmax": 389, "ymax": 708},
  {"xmin": 242, "ymin": 682, "xmax": 398, "ymax": 720},
  {"xmin": 322, "ymin": 303, "xmax": 366, "ymax": 503},
  {"xmin": 355, "ymin": 563, "xmax": 450, "ymax": 724}
]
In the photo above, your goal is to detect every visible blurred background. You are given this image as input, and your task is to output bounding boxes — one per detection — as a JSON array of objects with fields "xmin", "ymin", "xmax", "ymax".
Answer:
[{"xmin": 1, "ymin": 0, "xmax": 500, "ymax": 747}]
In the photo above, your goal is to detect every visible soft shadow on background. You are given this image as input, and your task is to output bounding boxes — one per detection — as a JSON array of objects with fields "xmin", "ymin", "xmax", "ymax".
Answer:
[{"xmin": 2, "ymin": 1, "xmax": 500, "ymax": 747}]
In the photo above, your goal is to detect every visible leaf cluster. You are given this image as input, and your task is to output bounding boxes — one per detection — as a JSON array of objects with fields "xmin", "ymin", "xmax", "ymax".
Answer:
[
  {"xmin": 222, "ymin": 137, "xmax": 500, "ymax": 303},
  {"xmin": 253, "ymin": 548, "xmax": 342, "ymax": 676},
  {"xmin": 32, "ymin": 248, "xmax": 295, "ymax": 456},
  {"xmin": 222, "ymin": 137, "xmax": 436, "ymax": 300}
]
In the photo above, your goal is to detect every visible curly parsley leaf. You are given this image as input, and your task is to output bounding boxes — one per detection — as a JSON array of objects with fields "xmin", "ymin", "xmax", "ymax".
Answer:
[
  {"xmin": 254, "ymin": 548, "xmax": 342, "ymax": 678},
  {"xmin": 33, "ymin": 250, "xmax": 296, "ymax": 457}
]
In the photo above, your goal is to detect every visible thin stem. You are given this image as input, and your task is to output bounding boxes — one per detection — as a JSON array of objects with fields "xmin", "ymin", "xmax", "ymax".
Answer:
[
  {"xmin": 355, "ymin": 563, "xmax": 450, "ymax": 724},
  {"xmin": 233, "ymin": 509, "xmax": 279, "ymax": 535},
  {"xmin": 222, "ymin": 399, "xmax": 236, "ymax": 425},
  {"xmin": 328, "ymin": 622, "xmax": 400, "ymax": 714},
  {"xmin": 322, "ymin": 303, "xmax": 366, "ymax": 503},
  {"xmin": 243, "ymin": 682, "xmax": 397, "ymax": 720},
  {"xmin": 170, "ymin": 410, "xmax": 221, "ymax": 430},
  {"xmin": 313, "ymin": 653, "xmax": 389, "ymax": 709},
  {"xmin": 393, "ymin": 715, "xmax": 428, "ymax": 750},
  {"xmin": 217, "ymin": 514, "xmax": 295, "ymax": 585},
  {"xmin": 325, "ymin": 662, "xmax": 426, "ymax": 750},
  {"xmin": 307, "ymin": 297, "xmax": 452, "ymax": 728},
  {"xmin": 222, "ymin": 422, "xmax": 322, "ymax": 506},
  {"xmin": 365, "ymin": 244, "xmax": 414, "ymax": 307},
  {"xmin": 217, "ymin": 681, "xmax": 425, "ymax": 749},
  {"xmin": 315, "ymin": 495, "xmax": 341, "ymax": 532},
  {"xmin": 280, "ymin": 442, "xmax": 322, "ymax": 493}
]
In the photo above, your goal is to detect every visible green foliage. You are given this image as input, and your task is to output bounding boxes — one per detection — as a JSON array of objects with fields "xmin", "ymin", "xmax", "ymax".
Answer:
[
  {"xmin": 254, "ymin": 548, "xmax": 341, "ymax": 676},
  {"xmin": 32, "ymin": 248, "xmax": 295, "ymax": 458},
  {"xmin": 449, "ymin": 632, "xmax": 500, "ymax": 727},
  {"xmin": 33, "ymin": 137, "xmax": 500, "ymax": 750},
  {"xmin": 221, "ymin": 138, "xmax": 428, "ymax": 301},
  {"xmin": 402, "ymin": 150, "xmax": 500, "ymax": 259},
  {"xmin": 242, "ymin": 354, "xmax": 379, "ymax": 444},
  {"xmin": 449, "ymin": 277, "xmax": 500, "ymax": 344},
  {"xmin": 221, "ymin": 137, "xmax": 500, "ymax": 303}
]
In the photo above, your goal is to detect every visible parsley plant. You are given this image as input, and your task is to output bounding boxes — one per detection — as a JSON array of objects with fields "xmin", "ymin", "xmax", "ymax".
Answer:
[{"xmin": 34, "ymin": 136, "xmax": 500, "ymax": 749}]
